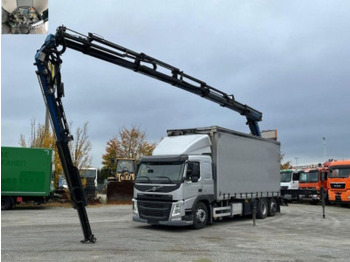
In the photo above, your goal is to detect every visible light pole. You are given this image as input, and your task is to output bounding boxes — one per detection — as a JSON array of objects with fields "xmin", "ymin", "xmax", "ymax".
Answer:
[
  {"xmin": 295, "ymin": 157, "xmax": 298, "ymax": 168},
  {"xmin": 323, "ymin": 137, "xmax": 326, "ymax": 161}
]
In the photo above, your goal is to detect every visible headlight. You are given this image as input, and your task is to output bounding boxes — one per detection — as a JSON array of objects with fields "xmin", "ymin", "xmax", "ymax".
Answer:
[
  {"xmin": 172, "ymin": 201, "xmax": 183, "ymax": 217},
  {"xmin": 132, "ymin": 199, "xmax": 138, "ymax": 214}
]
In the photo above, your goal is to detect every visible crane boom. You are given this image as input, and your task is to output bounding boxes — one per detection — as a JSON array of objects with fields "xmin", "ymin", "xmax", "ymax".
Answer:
[{"xmin": 34, "ymin": 26, "xmax": 262, "ymax": 243}]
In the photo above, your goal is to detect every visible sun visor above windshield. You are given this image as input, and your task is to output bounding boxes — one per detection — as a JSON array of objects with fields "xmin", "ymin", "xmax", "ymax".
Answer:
[{"xmin": 153, "ymin": 134, "xmax": 211, "ymax": 155}]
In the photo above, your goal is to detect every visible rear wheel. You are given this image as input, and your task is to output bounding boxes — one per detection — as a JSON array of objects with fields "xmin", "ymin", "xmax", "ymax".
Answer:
[
  {"xmin": 268, "ymin": 198, "xmax": 277, "ymax": 217},
  {"xmin": 257, "ymin": 198, "xmax": 268, "ymax": 219},
  {"xmin": 192, "ymin": 202, "xmax": 208, "ymax": 229}
]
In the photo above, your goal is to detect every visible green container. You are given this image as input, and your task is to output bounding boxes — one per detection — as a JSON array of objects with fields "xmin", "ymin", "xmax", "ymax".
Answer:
[{"xmin": 1, "ymin": 147, "xmax": 54, "ymax": 197}]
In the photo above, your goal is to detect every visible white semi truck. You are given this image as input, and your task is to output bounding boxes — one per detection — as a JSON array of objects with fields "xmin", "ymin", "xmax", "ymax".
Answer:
[{"xmin": 133, "ymin": 126, "xmax": 281, "ymax": 228}]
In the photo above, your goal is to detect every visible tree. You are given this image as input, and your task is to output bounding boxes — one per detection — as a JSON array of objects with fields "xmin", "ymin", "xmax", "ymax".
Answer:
[
  {"xmin": 102, "ymin": 126, "xmax": 157, "ymax": 170},
  {"xmin": 19, "ymin": 119, "xmax": 62, "ymax": 185},
  {"xmin": 19, "ymin": 120, "xmax": 92, "ymax": 185},
  {"xmin": 69, "ymin": 122, "xmax": 92, "ymax": 170},
  {"xmin": 280, "ymin": 153, "xmax": 292, "ymax": 170}
]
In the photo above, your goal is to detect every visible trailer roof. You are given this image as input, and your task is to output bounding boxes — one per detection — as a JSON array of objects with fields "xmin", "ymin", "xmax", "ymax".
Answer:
[{"xmin": 167, "ymin": 126, "xmax": 280, "ymax": 145}]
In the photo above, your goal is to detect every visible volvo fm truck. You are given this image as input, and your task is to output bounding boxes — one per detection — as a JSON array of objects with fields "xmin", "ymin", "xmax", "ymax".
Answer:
[{"xmin": 132, "ymin": 126, "xmax": 281, "ymax": 229}]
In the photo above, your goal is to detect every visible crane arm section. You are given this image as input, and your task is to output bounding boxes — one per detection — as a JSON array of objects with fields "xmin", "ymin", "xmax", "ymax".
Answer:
[{"xmin": 55, "ymin": 26, "xmax": 262, "ymax": 135}]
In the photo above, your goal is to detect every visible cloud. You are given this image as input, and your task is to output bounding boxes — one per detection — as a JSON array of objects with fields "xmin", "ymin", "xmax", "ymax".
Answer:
[{"xmin": 2, "ymin": 0, "xmax": 350, "ymax": 167}]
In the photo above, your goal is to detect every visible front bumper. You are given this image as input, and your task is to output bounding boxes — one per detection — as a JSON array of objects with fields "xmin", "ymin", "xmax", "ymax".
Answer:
[
  {"xmin": 132, "ymin": 199, "xmax": 193, "ymax": 226},
  {"xmin": 133, "ymin": 215, "xmax": 193, "ymax": 226},
  {"xmin": 328, "ymin": 190, "xmax": 350, "ymax": 203}
]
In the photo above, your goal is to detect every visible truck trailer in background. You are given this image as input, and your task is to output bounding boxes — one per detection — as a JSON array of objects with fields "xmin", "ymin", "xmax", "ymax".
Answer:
[
  {"xmin": 1, "ymin": 146, "xmax": 55, "ymax": 210},
  {"xmin": 132, "ymin": 126, "xmax": 281, "ymax": 229},
  {"xmin": 328, "ymin": 160, "xmax": 350, "ymax": 205}
]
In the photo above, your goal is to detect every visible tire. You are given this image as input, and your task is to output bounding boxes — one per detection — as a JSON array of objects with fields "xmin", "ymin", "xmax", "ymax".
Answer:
[
  {"xmin": 1, "ymin": 197, "xmax": 13, "ymax": 210},
  {"xmin": 192, "ymin": 202, "xmax": 208, "ymax": 229},
  {"xmin": 268, "ymin": 198, "xmax": 277, "ymax": 217},
  {"xmin": 257, "ymin": 198, "xmax": 268, "ymax": 219}
]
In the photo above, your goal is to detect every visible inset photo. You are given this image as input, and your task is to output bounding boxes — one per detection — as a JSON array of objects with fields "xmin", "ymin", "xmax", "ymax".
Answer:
[{"xmin": 2, "ymin": 0, "xmax": 48, "ymax": 34}]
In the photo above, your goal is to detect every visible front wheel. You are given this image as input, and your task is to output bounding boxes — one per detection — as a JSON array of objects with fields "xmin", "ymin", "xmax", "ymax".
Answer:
[{"xmin": 192, "ymin": 202, "xmax": 208, "ymax": 229}]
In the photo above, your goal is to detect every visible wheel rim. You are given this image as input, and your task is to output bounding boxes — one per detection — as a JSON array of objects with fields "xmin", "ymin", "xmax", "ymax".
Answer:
[
  {"xmin": 196, "ymin": 208, "xmax": 206, "ymax": 223},
  {"xmin": 270, "ymin": 200, "xmax": 277, "ymax": 212},
  {"xmin": 262, "ymin": 202, "xmax": 267, "ymax": 216}
]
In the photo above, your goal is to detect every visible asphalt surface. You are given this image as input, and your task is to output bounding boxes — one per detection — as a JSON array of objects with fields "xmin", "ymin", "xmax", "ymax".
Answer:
[{"xmin": 2, "ymin": 203, "xmax": 350, "ymax": 262}]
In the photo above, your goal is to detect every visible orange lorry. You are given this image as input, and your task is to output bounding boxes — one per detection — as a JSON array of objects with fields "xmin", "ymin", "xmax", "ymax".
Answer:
[
  {"xmin": 299, "ymin": 164, "xmax": 329, "ymax": 204},
  {"xmin": 328, "ymin": 160, "xmax": 350, "ymax": 205}
]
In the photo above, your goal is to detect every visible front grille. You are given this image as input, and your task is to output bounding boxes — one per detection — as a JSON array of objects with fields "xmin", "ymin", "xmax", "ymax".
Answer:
[
  {"xmin": 138, "ymin": 201, "xmax": 171, "ymax": 221},
  {"xmin": 281, "ymin": 186, "xmax": 288, "ymax": 190},
  {"xmin": 331, "ymin": 183, "xmax": 346, "ymax": 189}
]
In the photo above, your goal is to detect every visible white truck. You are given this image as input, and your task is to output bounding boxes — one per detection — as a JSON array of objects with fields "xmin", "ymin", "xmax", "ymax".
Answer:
[
  {"xmin": 133, "ymin": 126, "xmax": 281, "ymax": 228},
  {"xmin": 280, "ymin": 169, "xmax": 301, "ymax": 201}
]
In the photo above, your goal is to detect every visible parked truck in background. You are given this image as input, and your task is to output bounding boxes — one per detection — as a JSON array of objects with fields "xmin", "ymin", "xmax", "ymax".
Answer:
[
  {"xmin": 1, "ymin": 146, "xmax": 55, "ymax": 210},
  {"xmin": 280, "ymin": 169, "xmax": 301, "ymax": 201},
  {"xmin": 328, "ymin": 160, "xmax": 350, "ymax": 205},
  {"xmin": 299, "ymin": 164, "xmax": 329, "ymax": 204},
  {"xmin": 132, "ymin": 126, "xmax": 281, "ymax": 229},
  {"xmin": 80, "ymin": 168, "xmax": 98, "ymax": 200}
]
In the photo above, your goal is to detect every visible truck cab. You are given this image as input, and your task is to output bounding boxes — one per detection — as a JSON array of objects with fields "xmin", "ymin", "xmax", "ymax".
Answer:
[
  {"xmin": 299, "ymin": 165, "xmax": 329, "ymax": 204},
  {"xmin": 280, "ymin": 169, "xmax": 301, "ymax": 200},
  {"xmin": 328, "ymin": 160, "xmax": 350, "ymax": 205},
  {"xmin": 280, "ymin": 169, "xmax": 300, "ymax": 190},
  {"xmin": 133, "ymin": 135, "xmax": 214, "ymax": 227},
  {"xmin": 116, "ymin": 159, "xmax": 136, "ymax": 182}
]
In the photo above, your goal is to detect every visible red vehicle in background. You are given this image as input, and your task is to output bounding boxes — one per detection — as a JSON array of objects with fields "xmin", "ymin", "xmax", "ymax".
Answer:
[
  {"xmin": 299, "ymin": 163, "xmax": 329, "ymax": 204},
  {"xmin": 328, "ymin": 160, "xmax": 350, "ymax": 205}
]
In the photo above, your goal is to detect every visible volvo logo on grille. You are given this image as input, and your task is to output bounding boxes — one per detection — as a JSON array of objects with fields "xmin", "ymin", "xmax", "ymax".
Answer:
[{"xmin": 146, "ymin": 186, "xmax": 163, "ymax": 192}]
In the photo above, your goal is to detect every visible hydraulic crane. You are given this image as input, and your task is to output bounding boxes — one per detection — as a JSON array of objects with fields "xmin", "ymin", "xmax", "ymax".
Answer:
[{"xmin": 34, "ymin": 26, "xmax": 263, "ymax": 243}]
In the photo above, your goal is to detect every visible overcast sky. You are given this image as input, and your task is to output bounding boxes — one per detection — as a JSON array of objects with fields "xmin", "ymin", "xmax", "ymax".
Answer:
[{"xmin": 2, "ymin": 0, "xmax": 350, "ymax": 168}]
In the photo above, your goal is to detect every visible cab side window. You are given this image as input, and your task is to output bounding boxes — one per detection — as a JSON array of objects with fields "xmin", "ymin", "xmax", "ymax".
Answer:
[
  {"xmin": 186, "ymin": 162, "xmax": 200, "ymax": 180},
  {"xmin": 293, "ymin": 172, "xmax": 300, "ymax": 181}
]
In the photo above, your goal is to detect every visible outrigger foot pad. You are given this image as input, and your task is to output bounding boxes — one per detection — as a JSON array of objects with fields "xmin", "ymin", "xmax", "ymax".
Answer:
[{"xmin": 81, "ymin": 235, "xmax": 97, "ymax": 244}]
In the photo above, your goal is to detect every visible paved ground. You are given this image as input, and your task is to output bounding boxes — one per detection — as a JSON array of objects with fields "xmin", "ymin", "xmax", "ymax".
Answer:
[{"xmin": 2, "ymin": 203, "xmax": 350, "ymax": 262}]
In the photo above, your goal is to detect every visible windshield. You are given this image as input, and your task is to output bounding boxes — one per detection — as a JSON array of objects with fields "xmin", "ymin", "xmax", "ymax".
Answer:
[
  {"xmin": 80, "ymin": 169, "xmax": 97, "ymax": 178},
  {"xmin": 135, "ymin": 161, "xmax": 184, "ymax": 183},
  {"xmin": 116, "ymin": 160, "xmax": 135, "ymax": 173},
  {"xmin": 329, "ymin": 168, "xmax": 350, "ymax": 178},
  {"xmin": 281, "ymin": 172, "xmax": 292, "ymax": 182},
  {"xmin": 299, "ymin": 170, "xmax": 319, "ymax": 182}
]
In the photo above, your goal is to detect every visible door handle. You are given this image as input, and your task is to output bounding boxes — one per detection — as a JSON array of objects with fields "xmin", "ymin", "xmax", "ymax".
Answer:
[{"xmin": 198, "ymin": 189, "xmax": 202, "ymax": 192}]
